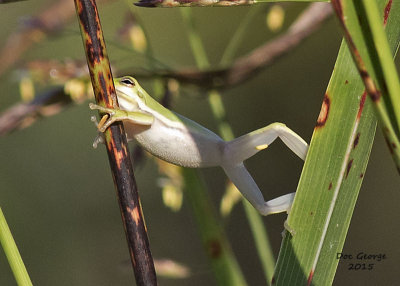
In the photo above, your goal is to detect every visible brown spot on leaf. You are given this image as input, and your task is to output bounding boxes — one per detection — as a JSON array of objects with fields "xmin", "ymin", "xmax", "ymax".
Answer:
[
  {"xmin": 307, "ymin": 270, "xmax": 314, "ymax": 286},
  {"xmin": 310, "ymin": 211, "xmax": 314, "ymax": 216},
  {"xmin": 384, "ymin": 135, "xmax": 394, "ymax": 154},
  {"xmin": 345, "ymin": 159, "xmax": 354, "ymax": 178},
  {"xmin": 316, "ymin": 93, "xmax": 330, "ymax": 128},
  {"xmin": 357, "ymin": 92, "xmax": 367, "ymax": 119},
  {"xmin": 345, "ymin": 80, "xmax": 349, "ymax": 84},
  {"xmin": 328, "ymin": 182, "xmax": 333, "ymax": 190},
  {"xmin": 353, "ymin": 132, "xmax": 361, "ymax": 149},
  {"xmin": 359, "ymin": 173, "xmax": 364, "ymax": 179},
  {"xmin": 382, "ymin": 127, "xmax": 397, "ymax": 154},
  {"xmin": 384, "ymin": 0, "xmax": 392, "ymax": 26},
  {"xmin": 207, "ymin": 239, "xmax": 222, "ymax": 259}
]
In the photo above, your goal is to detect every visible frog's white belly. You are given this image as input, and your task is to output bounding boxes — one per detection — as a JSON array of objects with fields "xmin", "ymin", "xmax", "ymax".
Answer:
[{"xmin": 123, "ymin": 115, "xmax": 225, "ymax": 168}]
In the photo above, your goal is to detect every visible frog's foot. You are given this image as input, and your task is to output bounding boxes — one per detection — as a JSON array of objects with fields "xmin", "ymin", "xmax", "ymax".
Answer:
[
  {"xmin": 89, "ymin": 103, "xmax": 127, "ymax": 132},
  {"xmin": 89, "ymin": 103, "xmax": 154, "ymax": 132},
  {"xmin": 283, "ymin": 220, "xmax": 296, "ymax": 236},
  {"xmin": 90, "ymin": 116, "xmax": 105, "ymax": 148},
  {"xmin": 92, "ymin": 133, "xmax": 105, "ymax": 148}
]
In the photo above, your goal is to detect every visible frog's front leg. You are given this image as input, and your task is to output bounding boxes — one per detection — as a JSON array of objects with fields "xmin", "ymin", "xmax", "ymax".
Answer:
[{"xmin": 89, "ymin": 103, "xmax": 154, "ymax": 132}]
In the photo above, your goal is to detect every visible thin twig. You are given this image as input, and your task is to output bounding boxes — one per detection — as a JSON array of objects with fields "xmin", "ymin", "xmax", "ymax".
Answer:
[
  {"xmin": 0, "ymin": 0, "xmax": 111, "ymax": 78},
  {"xmin": 0, "ymin": 3, "xmax": 331, "ymax": 135},
  {"xmin": 121, "ymin": 3, "xmax": 333, "ymax": 89},
  {"xmin": 0, "ymin": 87, "xmax": 70, "ymax": 136},
  {"xmin": 74, "ymin": 0, "xmax": 157, "ymax": 285}
]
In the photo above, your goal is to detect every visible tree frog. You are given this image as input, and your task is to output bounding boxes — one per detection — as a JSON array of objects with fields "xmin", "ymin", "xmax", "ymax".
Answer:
[{"xmin": 90, "ymin": 76, "xmax": 308, "ymax": 216}]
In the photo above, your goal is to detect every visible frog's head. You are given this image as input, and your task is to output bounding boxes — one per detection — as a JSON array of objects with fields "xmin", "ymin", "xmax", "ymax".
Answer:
[{"xmin": 114, "ymin": 76, "xmax": 147, "ymax": 111}]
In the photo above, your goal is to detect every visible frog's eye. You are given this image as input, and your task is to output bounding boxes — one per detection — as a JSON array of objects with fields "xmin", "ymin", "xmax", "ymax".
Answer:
[{"xmin": 120, "ymin": 77, "xmax": 135, "ymax": 87}]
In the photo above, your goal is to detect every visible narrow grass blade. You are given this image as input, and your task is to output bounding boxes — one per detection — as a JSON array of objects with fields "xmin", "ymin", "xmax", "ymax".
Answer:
[
  {"xmin": 273, "ymin": 40, "xmax": 376, "ymax": 286},
  {"xmin": 361, "ymin": 1, "xmax": 400, "ymax": 129},
  {"xmin": 179, "ymin": 9, "xmax": 250, "ymax": 285},
  {"xmin": 183, "ymin": 169, "xmax": 248, "ymax": 286},
  {"xmin": 0, "ymin": 208, "xmax": 33, "ymax": 286},
  {"xmin": 273, "ymin": 1, "xmax": 400, "ymax": 285},
  {"xmin": 181, "ymin": 8, "xmax": 275, "ymax": 284},
  {"xmin": 332, "ymin": 0, "xmax": 400, "ymax": 172}
]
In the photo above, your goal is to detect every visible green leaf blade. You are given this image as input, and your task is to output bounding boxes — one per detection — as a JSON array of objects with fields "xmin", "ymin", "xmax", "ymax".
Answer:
[
  {"xmin": 274, "ymin": 38, "xmax": 376, "ymax": 286},
  {"xmin": 332, "ymin": 0, "xmax": 400, "ymax": 171},
  {"xmin": 273, "ymin": 1, "xmax": 400, "ymax": 284},
  {"xmin": 0, "ymin": 208, "xmax": 33, "ymax": 286}
]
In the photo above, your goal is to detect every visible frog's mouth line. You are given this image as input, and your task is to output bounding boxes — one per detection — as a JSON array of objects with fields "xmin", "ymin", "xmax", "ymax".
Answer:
[{"xmin": 115, "ymin": 90, "xmax": 141, "ymax": 112}]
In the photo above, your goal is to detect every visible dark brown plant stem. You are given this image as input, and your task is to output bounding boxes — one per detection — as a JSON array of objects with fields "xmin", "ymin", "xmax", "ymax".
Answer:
[{"xmin": 73, "ymin": 0, "xmax": 157, "ymax": 285}]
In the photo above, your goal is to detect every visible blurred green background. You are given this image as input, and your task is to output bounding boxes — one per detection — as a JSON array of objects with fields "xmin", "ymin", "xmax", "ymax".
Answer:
[{"xmin": 0, "ymin": 1, "xmax": 399, "ymax": 285}]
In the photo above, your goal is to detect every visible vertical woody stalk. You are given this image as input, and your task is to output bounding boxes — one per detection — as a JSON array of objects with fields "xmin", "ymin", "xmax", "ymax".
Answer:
[{"xmin": 73, "ymin": 1, "xmax": 157, "ymax": 285}]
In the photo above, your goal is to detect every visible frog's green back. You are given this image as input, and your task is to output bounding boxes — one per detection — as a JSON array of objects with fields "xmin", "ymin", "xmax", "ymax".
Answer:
[
  {"xmin": 138, "ymin": 85, "xmax": 181, "ymax": 122},
  {"xmin": 138, "ymin": 84, "xmax": 222, "ymax": 139}
]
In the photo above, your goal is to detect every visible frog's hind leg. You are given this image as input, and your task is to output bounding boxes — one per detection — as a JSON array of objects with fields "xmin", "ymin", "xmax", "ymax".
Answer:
[
  {"xmin": 222, "ymin": 163, "xmax": 295, "ymax": 215},
  {"xmin": 223, "ymin": 122, "xmax": 308, "ymax": 166},
  {"xmin": 221, "ymin": 122, "xmax": 308, "ymax": 216}
]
